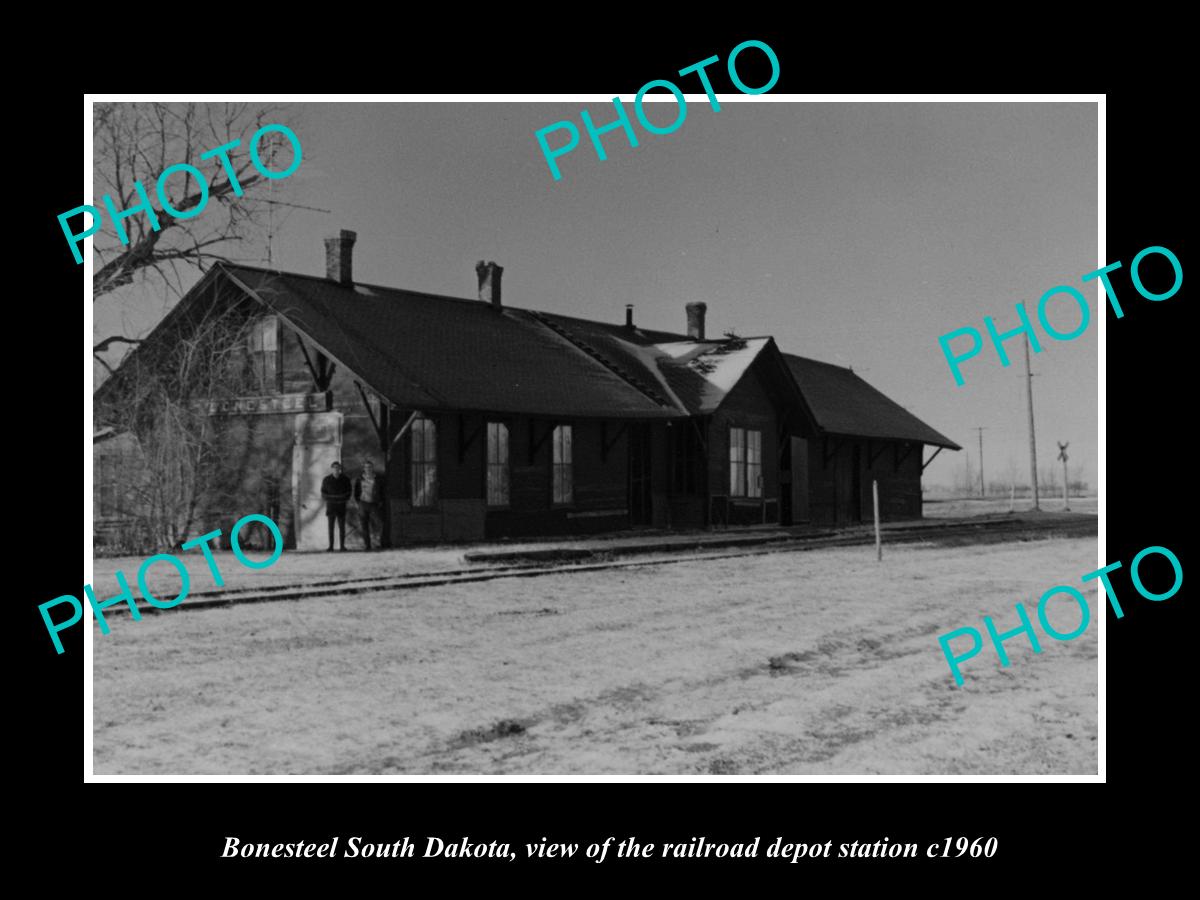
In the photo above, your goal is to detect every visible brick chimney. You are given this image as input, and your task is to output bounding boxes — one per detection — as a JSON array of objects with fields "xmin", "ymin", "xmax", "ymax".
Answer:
[
  {"xmin": 324, "ymin": 230, "xmax": 357, "ymax": 285},
  {"xmin": 477, "ymin": 261, "xmax": 503, "ymax": 309},
  {"xmin": 686, "ymin": 301, "xmax": 707, "ymax": 340},
  {"xmin": 625, "ymin": 304, "xmax": 634, "ymax": 328}
]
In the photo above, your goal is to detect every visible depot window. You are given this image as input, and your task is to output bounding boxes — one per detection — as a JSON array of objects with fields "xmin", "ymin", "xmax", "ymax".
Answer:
[
  {"xmin": 487, "ymin": 422, "xmax": 510, "ymax": 507},
  {"xmin": 552, "ymin": 424, "xmax": 573, "ymax": 505},
  {"xmin": 410, "ymin": 413, "xmax": 437, "ymax": 507},
  {"xmin": 729, "ymin": 426, "xmax": 763, "ymax": 498},
  {"xmin": 248, "ymin": 315, "xmax": 280, "ymax": 393}
]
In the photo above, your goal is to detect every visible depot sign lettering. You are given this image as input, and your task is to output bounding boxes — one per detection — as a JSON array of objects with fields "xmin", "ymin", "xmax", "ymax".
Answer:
[
  {"xmin": 534, "ymin": 39, "xmax": 781, "ymax": 182},
  {"xmin": 58, "ymin": 124, "xmax": 303, "ymax": 265}
]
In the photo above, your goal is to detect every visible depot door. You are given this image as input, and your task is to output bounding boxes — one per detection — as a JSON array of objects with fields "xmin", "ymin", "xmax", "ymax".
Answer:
[
  {"xmin": 850, "ymin": 442, "xmax": 863, "ymax": 524},
  {"xmin": 789, "ymin": 436, "xmax": 810, "ymax": 524},
  {"xmin": 292, "ymin": 412, "xmax": 343, "ymax": 550},
  {"xmin": 628, "ymin": 424, "xmax": 652, "ymax": 525}
]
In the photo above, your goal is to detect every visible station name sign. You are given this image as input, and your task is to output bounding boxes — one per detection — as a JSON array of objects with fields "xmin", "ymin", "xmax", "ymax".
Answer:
[{"xmin": 196, "ymin": 393, "xmax": 330, "ymax": 416}]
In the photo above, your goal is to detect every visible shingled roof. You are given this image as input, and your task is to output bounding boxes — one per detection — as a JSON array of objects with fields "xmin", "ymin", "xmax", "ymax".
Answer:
[
  {"xmin": 108, "ymin": 261, "xmax": 958, "ymax": 449},
  {"xmin": 526, "ymin": 311, "xmax": 790, "ymax": 417},
  {"xmin": 783, "ymin": 354, "xmax": 961, "ymax": 449},
  {"xmin": 221, "ymin": 265, "xmax": 680, "ymax": 420}
]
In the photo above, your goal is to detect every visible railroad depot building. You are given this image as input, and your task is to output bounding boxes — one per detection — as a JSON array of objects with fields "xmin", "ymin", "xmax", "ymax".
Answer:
[{"xmin": 94, "ymin": 231, "xmax": 959, "ymax": 550}]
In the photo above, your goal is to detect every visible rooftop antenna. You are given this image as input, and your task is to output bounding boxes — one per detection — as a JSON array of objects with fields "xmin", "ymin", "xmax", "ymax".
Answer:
[{"xmin": 261, "ymin": 137, "xmax": 331, "ymax": 267}]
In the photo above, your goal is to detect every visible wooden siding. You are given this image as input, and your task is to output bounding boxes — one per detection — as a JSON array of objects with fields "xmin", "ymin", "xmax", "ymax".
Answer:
[
  {"xmin": 706, "ymin": 360, "xmax": 781, "ymax": 527},
  {"xmin": 806, "ymin": 436, "xmax": 924, "ymax": 526},
  {"xmin": 110, "ymin": 303, "xmax": 930, "ymax": 547}
]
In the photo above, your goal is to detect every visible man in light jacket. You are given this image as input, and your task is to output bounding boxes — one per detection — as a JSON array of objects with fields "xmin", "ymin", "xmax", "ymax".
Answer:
[{"xmin": 353, "ymin": 460, "xmax": 387, "ymax": 551}]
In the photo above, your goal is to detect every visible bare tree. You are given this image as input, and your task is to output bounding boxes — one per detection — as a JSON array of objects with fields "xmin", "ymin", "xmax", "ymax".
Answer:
[
  {"xmin": 1039, "ymin": 462, "xmax": 1058, "ymax": 495},
  {"xmin": 953, "ymin": 451, "xmax": 976, "ymax": 498},
  {"xmin": 1001, "ymin": 456, "xmax": 1020, "ymax": 496},
  {"xmin": 91, "ymin": 102, "xmax": 296, "ymax": 372},
  {"xmin": 1068, "ymin": 460, "xmax": 1089, "ymax": 495},
  {"xmin": 96, "ymin": 287, "xmax": 264, "ymax": 552}
]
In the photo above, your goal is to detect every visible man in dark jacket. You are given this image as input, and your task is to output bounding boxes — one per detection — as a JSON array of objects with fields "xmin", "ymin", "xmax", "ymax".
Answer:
[
  {"xmin": 320, "ymin": 461, "xmax": 352, "ymax": 551},
  {"xmin": 353, "ymin": 460, "xmax": 387, "ymax": 550}
]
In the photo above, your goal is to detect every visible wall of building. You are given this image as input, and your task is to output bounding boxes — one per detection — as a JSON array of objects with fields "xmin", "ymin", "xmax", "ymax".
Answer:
[
  {"xmin": 197, "ymin": 311, "xmax": 647, "ymax": 546},
  {"xmin": 206, "ymin": 414, "xmax": 296, "ymax": 548},
  {"xmin": 860, "ymin": 440, "xmax": 924, "ymax": 521},
  {"xmin": 649, "ymin": 421, "xmax": 672, "ymax": 528},
  {"xmin": 805, "ymin": 436, "xmax": 924, "ymax": 526},
  {"xmin": 127, "ymin": 304, "xmax": 927, "ymax": 548},
  {"xmin": 200, "ymin": 314, "xmax": 382, "ymax": 549},
  {"xmin": 706, "ymin": 361, "xmax": 781, "ymax": 527},
  {"xmin": 389, "ymin": 413, "xmax": 634, "ymax": 542}
]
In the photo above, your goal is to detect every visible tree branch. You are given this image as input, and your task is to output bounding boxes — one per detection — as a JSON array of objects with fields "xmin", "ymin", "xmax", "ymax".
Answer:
[
  {"xmin": 94, "ymin": 334, "xmax": 144, "ymax": 354},
  {"xmin": 91, "ymin": 101, "xmax": 293, "ymax": 299}
]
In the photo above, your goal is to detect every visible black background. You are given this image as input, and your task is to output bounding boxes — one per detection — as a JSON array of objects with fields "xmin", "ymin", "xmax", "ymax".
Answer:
[{"xmin": 19, "ymin": 25, "xmax": 1187, "ymax": 887}]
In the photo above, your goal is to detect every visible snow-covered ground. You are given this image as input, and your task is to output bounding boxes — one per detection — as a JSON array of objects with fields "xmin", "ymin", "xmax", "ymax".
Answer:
[
  {"xmin": 92, "ymin": 537, "xmax": 1098, "ymax": 776},
  {"xmin": 87, "ymin": 502, "xmax": 1096, "ymax": 603},
  {"xmin": 923, "ymin": 496, "xmax": 1097, "ymax": 518}
]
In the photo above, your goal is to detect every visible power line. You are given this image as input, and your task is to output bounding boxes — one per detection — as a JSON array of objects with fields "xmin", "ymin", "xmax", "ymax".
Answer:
[
  {"xmin": 261, "ymin": 140, "xmax": 331, "ymax": 266},
  {"xmin": 261, "ymin": 199, "xmax": 333, "ymax": 213}
]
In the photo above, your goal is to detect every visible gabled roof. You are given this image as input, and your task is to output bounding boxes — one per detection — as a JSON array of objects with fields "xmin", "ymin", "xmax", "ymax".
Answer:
[
  {"xmin": 783, "ymin": 354, "xmax": 961, "ymax": 449},
  {"xmin": 220, "ymin": 265, "xmax": 680, "ymax": 420},
  {"xmin": 221, "ymin": 267, "xmax": 810, "ymax": 422},
  {"xmin": 654, "ymin": 338, "xmax": 773, "ymax": 415},
  {"xmin": 101, "ymin": 261, "xmax": 958, "ymax": 450},
  {"xmin": 527, "ymin": 311, "xmax": 787, "ymax": 417}
]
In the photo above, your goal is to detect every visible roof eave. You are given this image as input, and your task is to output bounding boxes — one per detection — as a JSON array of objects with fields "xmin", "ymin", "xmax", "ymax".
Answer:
[{"xmin": 819, "ymin": 430, "xmax": 962, "ymax": 451}]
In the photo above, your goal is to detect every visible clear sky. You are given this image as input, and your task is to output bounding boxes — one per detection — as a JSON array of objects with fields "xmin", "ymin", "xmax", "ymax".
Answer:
[{"xmin": 94, "ymin": 100, "xmax": 1098, "ymax": 489}]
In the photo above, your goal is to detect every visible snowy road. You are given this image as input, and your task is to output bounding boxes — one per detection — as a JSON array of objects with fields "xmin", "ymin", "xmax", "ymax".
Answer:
[{"xmin": 93, "ymin": 536, "xmax": 1098, "ymax": 775}]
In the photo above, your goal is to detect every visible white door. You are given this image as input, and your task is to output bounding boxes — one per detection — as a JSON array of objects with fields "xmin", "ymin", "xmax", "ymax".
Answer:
[{"xmin": 293, "ymin": 412, "xmax": 343, "ymax": 551}]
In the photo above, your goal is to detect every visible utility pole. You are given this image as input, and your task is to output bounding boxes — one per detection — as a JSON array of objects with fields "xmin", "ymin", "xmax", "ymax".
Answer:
[
  {"xmin": 974, "ymin": 427, "xmax": 987, "ymax": 498},
  {"xmin": 1024, "ymin": 333, "xmax": 1040, "ymax": 511}
]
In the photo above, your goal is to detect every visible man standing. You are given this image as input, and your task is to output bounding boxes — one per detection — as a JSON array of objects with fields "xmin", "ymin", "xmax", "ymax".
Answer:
[
  {"xmin": 354, "ymin": 460, "xmax": 387, "ymax": 551},
  {"xmin": 320, "ymin": 461, "xmax": 352, "ymax": 551}
]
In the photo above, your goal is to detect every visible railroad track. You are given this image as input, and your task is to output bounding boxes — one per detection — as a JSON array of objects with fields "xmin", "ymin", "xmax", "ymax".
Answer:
[{"xmin": 101, "ymin": 514, "xmax": 1096, "ymax": 617}]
